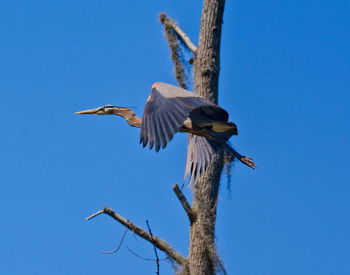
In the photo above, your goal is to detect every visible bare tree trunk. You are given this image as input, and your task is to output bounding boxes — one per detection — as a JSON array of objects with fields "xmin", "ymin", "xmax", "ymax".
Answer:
[
  {"xmin": 195, "ymin": 0, "xmax": 226, "ymax": 103},
  {"xmin": 190, "ymin": 0, "xmax": 226, "ymax": 274},
  {"xmin": 189, "ymin": 156, "xmax": 225, "ymax": 274}
]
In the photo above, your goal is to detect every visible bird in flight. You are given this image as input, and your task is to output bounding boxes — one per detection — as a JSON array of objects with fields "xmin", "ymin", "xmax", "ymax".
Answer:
[{"xmin": 76, "ymin": 82, "xmax": 255, "ymax": 183}]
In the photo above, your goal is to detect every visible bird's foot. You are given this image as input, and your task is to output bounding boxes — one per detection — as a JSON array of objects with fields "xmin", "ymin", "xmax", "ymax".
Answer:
[{"xmin": 240, "ymin": 156, "xmax": 256, "ymax": 169}]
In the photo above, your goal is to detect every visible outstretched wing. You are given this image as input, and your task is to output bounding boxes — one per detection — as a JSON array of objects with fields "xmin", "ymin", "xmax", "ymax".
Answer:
[
  {"xmin": 184, "ymin": 134, "xmax": 221, "ymax": 185},
  {"xmin": 140, "ymin": 82, "xmax": 221, "ymax": 152}
]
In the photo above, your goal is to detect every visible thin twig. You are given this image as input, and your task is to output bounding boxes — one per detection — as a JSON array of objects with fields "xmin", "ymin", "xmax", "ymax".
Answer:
[
  {"xmin": 98, "ymin": 229, "xmax": 128, "ymax": 254},
  {"xmin": 126, "ymin": 247, "xmax": 169, "ymax": 262},
  {"xmin": 86, "ymin": 207, "xmax": 187, "ymax": 266},
  {"xmin": 160, "ymin": 13, "xmax": 197, "ymax": 54},
  {"xmin": 172, "ymin": 184, "xmax": 196, "ymax": 224},
  {"xmin": 146, "ymin": 220, "xmax": 160, "ymax": 275}
]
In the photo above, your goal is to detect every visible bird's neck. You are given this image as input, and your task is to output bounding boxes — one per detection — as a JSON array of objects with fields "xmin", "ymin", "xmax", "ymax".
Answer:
[{"xmin": 112, "ymin": 108, "xmax": 142, "ymax": 128}]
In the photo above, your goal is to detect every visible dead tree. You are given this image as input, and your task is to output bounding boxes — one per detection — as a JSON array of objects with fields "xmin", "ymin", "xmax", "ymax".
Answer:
[{"xmin": 87, "ymin": 0, "xmax": 235, "ymax": 274}]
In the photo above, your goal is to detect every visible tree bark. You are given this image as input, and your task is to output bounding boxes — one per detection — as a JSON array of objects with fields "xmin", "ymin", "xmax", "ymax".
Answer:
[
  {"xmin": 194, "ymin": 0, "xmax": 225, "ymax": 104},
  {"xmin": 190, "ymin": 0, "xmax": 226, "ymax": 274}
]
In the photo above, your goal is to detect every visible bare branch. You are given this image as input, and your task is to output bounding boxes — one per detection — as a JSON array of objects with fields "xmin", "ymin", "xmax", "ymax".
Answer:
[
  {"xmin": 86, "ymin": 207, "xmax": 187, "ymax": 267},
  {"xmin": 159, "ymin": 13, "xmax": 197, "ymax": 89},
  {"xmin": 172, "ymin": 184, "xmax": 196, "ymax": 224},
  {"xmin": 98, "ymin": 229, "xmax": 128, "ymax": 254},
  {"xmin": 146, "ymin": 220, "xmax": 160, "ymax": 275},
  {"xmin": 160, "ymin": 13, "xmax": 197, "ymax": 54}
]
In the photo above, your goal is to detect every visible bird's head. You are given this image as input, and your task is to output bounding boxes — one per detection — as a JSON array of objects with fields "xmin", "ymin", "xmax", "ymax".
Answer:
[{"xmin": 76, "ymin": 105, "xmax": 128, "ymax": 115}]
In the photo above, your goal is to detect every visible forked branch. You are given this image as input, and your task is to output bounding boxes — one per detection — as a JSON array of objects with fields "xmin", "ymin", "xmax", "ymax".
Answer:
[{"xmin": 86, "ymin": 207, "xmax": 187, "ymax": 266}]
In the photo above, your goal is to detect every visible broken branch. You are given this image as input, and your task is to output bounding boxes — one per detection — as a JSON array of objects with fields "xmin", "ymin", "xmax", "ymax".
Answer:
[
  {"xmin": 86, "ymin": 207, "xmax": 187, "ymax": 266},
  {"xmin": 160, "ymin": 13, "xmax": 198, "ymax": 54},
  {"xmin": 160, "ymin": 13, "xmax": 188, "ymax": 89},
  {"xmin": 173, "ymin": 184, "xmax": 196, "ymax": 224}
]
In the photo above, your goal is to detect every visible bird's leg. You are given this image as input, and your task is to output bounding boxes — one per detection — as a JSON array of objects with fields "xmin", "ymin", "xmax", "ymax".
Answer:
[
  {"xmin": 222, "ymin": 143, "xmax": 256, "ymax": 169},
  {"xmin": 199, "ymin": 128, "xmax": 256, "ymax": 169}
]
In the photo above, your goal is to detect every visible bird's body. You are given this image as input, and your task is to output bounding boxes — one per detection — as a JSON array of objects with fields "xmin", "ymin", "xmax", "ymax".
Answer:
[
  {"xmin": 139, "ymin": 82, "xmax": 238, "ymax": 152},
  {"xmin": 76, "ymin": 82, "xmax": 255, "ymax": 183}
]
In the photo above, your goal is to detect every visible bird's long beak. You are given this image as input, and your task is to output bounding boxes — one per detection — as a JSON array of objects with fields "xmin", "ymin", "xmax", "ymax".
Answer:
[{"xmin": 75, "ymin": 108, "xmax": 100, "ymax": 115}]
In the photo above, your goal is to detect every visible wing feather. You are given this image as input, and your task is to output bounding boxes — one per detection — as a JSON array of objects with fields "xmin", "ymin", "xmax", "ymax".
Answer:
[
  {"xmin": 153, "ymin": 113, "xmax": 164, "ymax": 152},
  {"xmin": 148, "ymin": 118, "xmax": 155, "ymax": 150},
  {"xmin": 140, "ymin": 82, "xmax": 219, "ymax": 151},
  {"xmin": 140, "ymin": 111, "xmax": 149, "ymax": 147},
  {"xmin": 162, "ymin": 106, "xmax": 180, "ymax": 137},
  {"xmin": 157, "ymin": 110, "xmax": 171, "ymax": 148},
  {"xmin": 184, "ymin": 134, "xmax": 219, "ymax": 185}
]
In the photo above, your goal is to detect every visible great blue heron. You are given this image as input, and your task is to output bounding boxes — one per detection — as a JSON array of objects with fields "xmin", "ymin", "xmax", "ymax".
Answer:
[{"xmin": 76, "ymin": 82, "xmax": 255, "ymax": 183}]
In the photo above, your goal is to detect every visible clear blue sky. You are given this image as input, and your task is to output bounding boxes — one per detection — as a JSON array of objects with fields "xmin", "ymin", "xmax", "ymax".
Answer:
[{"xmin": 1, "ymin": 0, "xmax": 349, "ymax": 274}]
